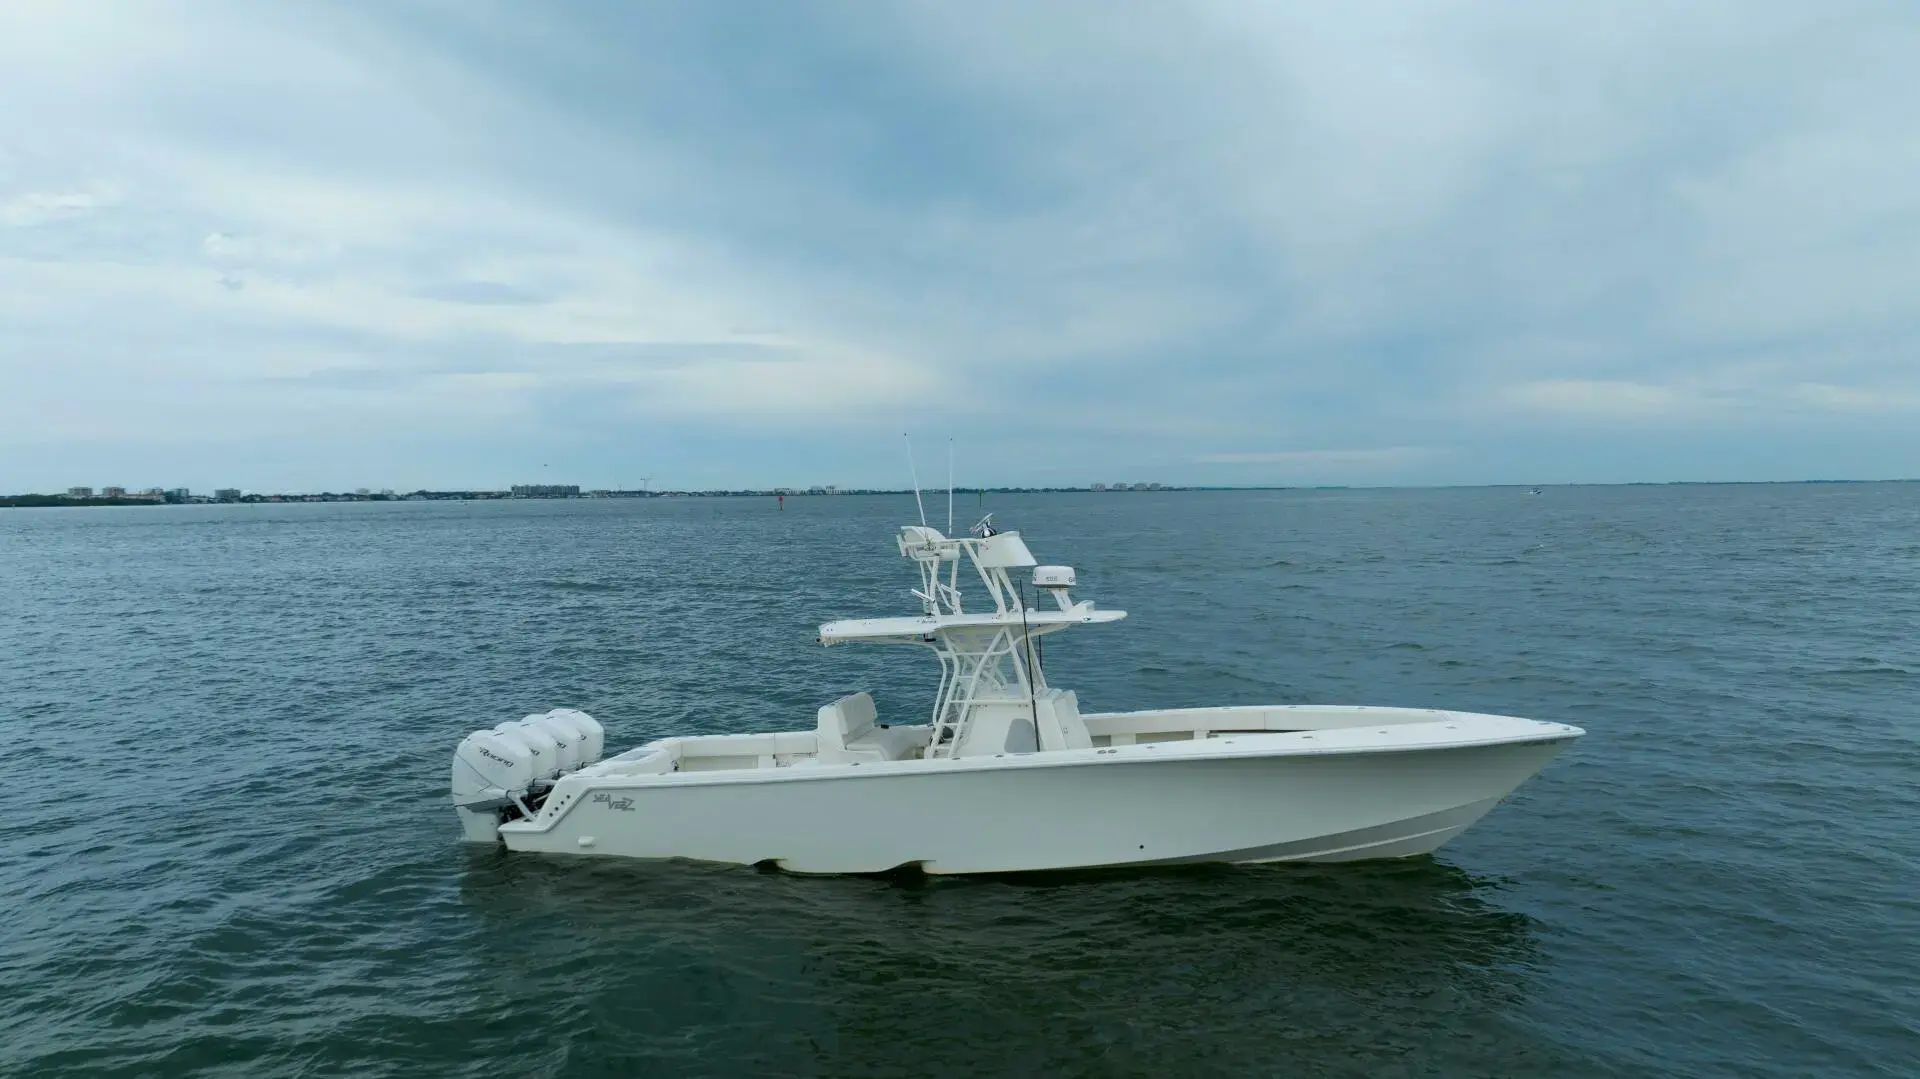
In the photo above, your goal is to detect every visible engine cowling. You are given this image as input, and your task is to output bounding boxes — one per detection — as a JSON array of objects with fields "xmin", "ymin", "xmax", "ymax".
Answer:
[
  {"xmin": 542, "ymin": 709, "xmax": 604, "ymax": 766},
  {"xmin": 451, "ymin": 730, "xmax": 533, "ymax": 842},
  {"xmin": 453, "ymin": 709, "xmax": 605, "ymax": 843},
  {"xmin": 495, "ymin": 718, "xmax": 562, "ymax": 782},
  {"xmin": 452, "ymin": 729, "xmax": 533, "ymax": 804}
]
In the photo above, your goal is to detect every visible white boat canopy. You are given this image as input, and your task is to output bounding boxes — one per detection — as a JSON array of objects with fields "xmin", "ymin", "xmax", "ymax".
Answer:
[{"xmin": 818, "ymin": 607, "xmax": 1125, "ymax": 645}]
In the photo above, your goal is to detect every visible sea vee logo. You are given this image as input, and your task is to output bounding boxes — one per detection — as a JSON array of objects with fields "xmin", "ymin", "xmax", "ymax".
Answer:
[{"xmin": 591, "ymin": 792, "xmax": 635, "ymax": 812}]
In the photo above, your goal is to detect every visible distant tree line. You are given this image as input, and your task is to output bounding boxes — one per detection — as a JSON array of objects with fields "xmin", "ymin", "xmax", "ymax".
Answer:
[{"xmin": 0, "ymin": 494, "xmax": 168, "ymax": 508}]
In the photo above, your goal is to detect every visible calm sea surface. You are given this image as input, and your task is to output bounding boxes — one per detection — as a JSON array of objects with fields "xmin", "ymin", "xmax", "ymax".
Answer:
[{"xmin": 2, "ymin": 485, "xmax": 1916, "ymax": 1077}]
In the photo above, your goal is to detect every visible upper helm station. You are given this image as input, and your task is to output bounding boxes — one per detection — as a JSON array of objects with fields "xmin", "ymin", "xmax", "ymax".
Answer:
[{"xmin": 816, "ymin": 515, "xmax": 1126, "ymax": 759}]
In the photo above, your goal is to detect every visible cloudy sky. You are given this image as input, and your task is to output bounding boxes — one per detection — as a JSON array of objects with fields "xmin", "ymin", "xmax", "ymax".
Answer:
[{"xmin": 3, "ymin": 1, "xmax": 1917, "ymax": 492}]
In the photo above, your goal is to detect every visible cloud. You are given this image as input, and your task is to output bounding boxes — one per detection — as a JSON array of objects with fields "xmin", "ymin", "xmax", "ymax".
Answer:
[
  {"xmin": 1194, "ymin": 448, "xmax": 1439, "ymax": 469},
  {"xmin": 3, "ymin": 0, "xmax": 1920, "ymax": 489},
  {"xmin": 0, "ymin": 189, "xmax": 114, "ymax": 227},
  {"xmin": 412, "ymin": 281, "xmax": 551, "ymax": 306},
  {"xmin": 1499, "ymin": 380, "xmax": 1684, "ymax": 418},
  {"xmin": 1789, "ymin": 382, "xmax": 1920, "ymax": 414},
  {"xmin": 1495, "ymin": 375, "xmax": 1920, "ymax": 422}
]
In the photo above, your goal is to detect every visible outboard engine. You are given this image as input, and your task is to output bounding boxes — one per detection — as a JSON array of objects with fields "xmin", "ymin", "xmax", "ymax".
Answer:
[
  {"xmin": 452, "ymin": 709, "xmax": 605, "ymax": 842},
  {"xmin": 543, "ymin": 709, "xmax": 605, "ymax": 764},
  {"xmin": 497, "ymin": 717, "xmax": 563, "ymax": 782},
  {"xmin": 451, "ymin": 729, "xmax": 535, "ymax": 842}
]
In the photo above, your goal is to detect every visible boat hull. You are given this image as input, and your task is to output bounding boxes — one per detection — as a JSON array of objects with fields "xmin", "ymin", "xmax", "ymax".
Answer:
[{"xmin": 496, "ymin": 733, "xmax": 1575, "ymax": 874}]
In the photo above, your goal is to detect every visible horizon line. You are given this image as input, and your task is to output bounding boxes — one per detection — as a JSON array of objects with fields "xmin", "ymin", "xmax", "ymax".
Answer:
[{"xmin": 6, "ymin": 476, "xmax": 1918, "ymax": 506}]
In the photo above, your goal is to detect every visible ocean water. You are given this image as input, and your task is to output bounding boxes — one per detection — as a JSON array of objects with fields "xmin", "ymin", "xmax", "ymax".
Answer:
[{"xmin": 2, "ymin": 485, "xmax": 1916, "ymax": 1077}]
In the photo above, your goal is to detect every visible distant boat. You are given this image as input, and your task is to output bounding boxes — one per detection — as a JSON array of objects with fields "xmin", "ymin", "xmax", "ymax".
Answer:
[
  {"xmin": 451, "ymin": 515, "xmax": 1583, "ymax": 873},
  {"xmin": 1528, "ymin": 488, "xmax": 1542, "ymax": 496}
]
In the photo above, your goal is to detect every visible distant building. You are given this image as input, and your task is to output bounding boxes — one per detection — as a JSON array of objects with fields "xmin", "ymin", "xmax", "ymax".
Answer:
[
  {"xmin": 67, "ymin": 486, "xmax": 93, "ymax": 498},
  {"xmin": 214, "ymin": 488, "xmax": 242, "ymax": 502},
  {"xmin": 510, "ymin": 484, "xmax": 580, "ymax": 498},
  {"xmin": 355, "ymin": 488, "xmax": 370, "ymax": 496},
  {"xmin": 165, "ymin": 488, "xmax": 190, "ymax": 503},
  {"xmin": 101, "ymin": 486, "xmax": 127, "ymax": 498},
  {"xmin": 1110, "ymin": 482, "xmax": 1131, "ymax": 491},
  {"xmin": 1091, "ymin": 483, "xmax": 1107, "ymax": 492}
]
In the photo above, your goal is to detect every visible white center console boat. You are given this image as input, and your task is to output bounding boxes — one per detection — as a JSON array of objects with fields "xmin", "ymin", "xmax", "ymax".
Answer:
[{"xmin": 451, "ymin": 516, "xmax": 1582, "ymax": 873}]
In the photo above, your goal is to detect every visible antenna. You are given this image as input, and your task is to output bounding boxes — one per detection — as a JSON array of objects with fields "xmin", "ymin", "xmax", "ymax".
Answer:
[
  {"xmin": 946, "ymin": 439, "xmax": 954, "ymax": 536},
  {"xmin": 904, "ymin": 434, "xmax": 928, "ymax": 528},
  {"xmin": 1018, "ymin": 579, "xmax": 1043, "ymax": 751}
]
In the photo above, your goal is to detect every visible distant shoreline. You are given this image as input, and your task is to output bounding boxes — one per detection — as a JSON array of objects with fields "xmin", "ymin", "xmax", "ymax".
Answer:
[
  {"xmin": 0, "ymin": 485, "xmax": 1202, "ymax": 508},
  {"xmin": 3, "ymin": 478, "xmax": 1913, "ymax": 509},
  {"xmin": 0, "ymin": 495, "xmax": 182, "ymax": 508}
]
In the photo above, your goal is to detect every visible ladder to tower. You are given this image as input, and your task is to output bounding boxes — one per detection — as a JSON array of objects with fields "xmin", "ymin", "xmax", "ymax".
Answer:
[{"xmin": 921, "ymin": 626, "xmax": 1034, "ymax": 759}]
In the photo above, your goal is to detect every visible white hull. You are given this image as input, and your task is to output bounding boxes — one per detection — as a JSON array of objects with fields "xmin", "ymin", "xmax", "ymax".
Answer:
[{"xmin": 492, "ymin": 710, "xmax": 1578, "ymax": 874}]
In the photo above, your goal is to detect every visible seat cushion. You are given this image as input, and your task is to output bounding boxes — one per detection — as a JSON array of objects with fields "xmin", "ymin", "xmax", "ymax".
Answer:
[
  {"xmin": 817, "ymin": 692, "xmax": 878, "ymax": 750},
  {"xmin": 846, "ymin": 724, "xmax": 927, "ymax": 762}
]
